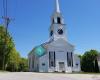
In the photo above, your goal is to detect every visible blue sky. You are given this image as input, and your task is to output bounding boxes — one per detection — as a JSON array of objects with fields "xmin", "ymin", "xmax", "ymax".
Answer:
[{"xmin": 0, "ymin": 0, "xmax": 100, "ymax": 57}]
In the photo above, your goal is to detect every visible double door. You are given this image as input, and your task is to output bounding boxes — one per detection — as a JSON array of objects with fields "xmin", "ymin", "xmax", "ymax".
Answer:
[{"xmin": 59, "ymin": 62, "xmax": 65, "ymax": 72}]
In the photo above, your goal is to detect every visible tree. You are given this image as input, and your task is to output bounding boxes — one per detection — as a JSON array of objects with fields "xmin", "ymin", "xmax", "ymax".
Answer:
[
  {"xmin": 94, "ymin": 59, "xmax": 99, "ymax": 73},
  {"xmin": 0, "ymin": 25, "xmax": 28, "ymax": 72},
  {"xmin": 0, "ymin": 25, "xmax": 14, "ymax": 70},
  {"xmin": 0, "ymin": 25, "xmax": 22, "ymax": 72},
  {"xmin": 18, "ymin": 58, "xmax": 28, "ymax": 72},
  {"xmin": 81, "ymin": 50, "xmax": 99, "ymax": 72},
  {"xmin": 6, "ymin": 48, "xmax": 20, "ymax": 72}
]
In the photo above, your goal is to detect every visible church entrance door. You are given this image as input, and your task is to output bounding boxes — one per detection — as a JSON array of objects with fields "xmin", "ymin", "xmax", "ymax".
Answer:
[{"xmin": 59, "ymin": 62, "xmax": 65, "ymax": 72}]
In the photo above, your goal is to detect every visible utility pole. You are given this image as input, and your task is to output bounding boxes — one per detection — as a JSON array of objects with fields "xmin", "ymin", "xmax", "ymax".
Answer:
[{"xmin": 2, "ymin": 0, "xmax": 11, "ymax": 70}]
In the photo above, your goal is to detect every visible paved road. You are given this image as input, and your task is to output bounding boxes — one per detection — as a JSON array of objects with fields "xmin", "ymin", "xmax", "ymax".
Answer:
[{"xmin": 0, "ymin": 72, "xmax": 100, "ymax": 80}]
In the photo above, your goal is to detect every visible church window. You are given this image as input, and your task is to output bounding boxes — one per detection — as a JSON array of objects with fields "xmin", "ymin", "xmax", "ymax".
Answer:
[
  {"xmin": 57, "ymin": 17, "xmax": 61, "ymax": 24},
  {"xmin": 32, "ymin": 60, "xmax": 34, "ymax": 68},
  {"xmin": 76, "ymin": 63, "xmax": 78, "ymax": 66},
  {"xmin": 49, "ymin": 51, "xmax": 56, "ymax": 67},
  {"xmin": 50, "ymin": 30, "xmax": 53, "ymax": 36},
  {"xmin": 49, "ymin": 52, "xmax": 51, "ymax": 67},
  {"xmin": 32, "ymin": 56, "xmax": 34, "ymax": 68},
  {"xmin": 51, "ymin": 61, "xmax": 54, "ymax": 66},
  {"xmin": 71, "ymin": 52, "xmax": 73, "ymax": 67},
  {"xmin": 54, "ymin": 51, "xmax": 56, "ymax": 67},
  {"xmin": 42, "ymin": 63, "xmax": 45, "ymax": 66},
  {"xmin": 53, "ymin": 18, "xmax": 55, "ymax": 24},
  {"xmin": 67, "ymin": 52, "xmax": 69, "ymax": 66},
  {"xmin": 67, "ymin": 52, "xmax": 71, "ymax": 67},
  {"xmin": 29, "ymin": 59, "xmax": 31, "ymax": 68}
]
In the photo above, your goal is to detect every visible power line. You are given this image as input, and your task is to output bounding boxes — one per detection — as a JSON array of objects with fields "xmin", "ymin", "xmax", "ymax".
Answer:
[{"xmin": 2, "ymin": 0, "xmax": 11, "ymax": 70}]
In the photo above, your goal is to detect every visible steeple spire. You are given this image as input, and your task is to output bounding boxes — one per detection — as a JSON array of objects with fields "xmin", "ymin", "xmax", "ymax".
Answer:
[{"xmin": 56, "ymin": 0, "xmax": 60, "ymax": 13}]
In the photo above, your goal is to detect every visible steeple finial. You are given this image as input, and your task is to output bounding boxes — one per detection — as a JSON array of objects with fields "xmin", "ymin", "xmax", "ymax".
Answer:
[{"xmin": 56, "ymin": 0, "xmax": 60, "ymax": 13}]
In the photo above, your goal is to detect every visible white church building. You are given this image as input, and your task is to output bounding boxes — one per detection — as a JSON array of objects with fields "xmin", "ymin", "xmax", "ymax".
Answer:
[{"xmin": 28, "ymin": 0, "xmax": 81, "ymax": 73}]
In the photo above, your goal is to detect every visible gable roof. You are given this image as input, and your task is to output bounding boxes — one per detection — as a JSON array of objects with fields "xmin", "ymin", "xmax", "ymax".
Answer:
[
  {"xmin": 44, "ymin": 38, "xmax": 74, "ymax": 48},
  {"xmin": 28, "ymin": 38, "xmax": 74, "ymax": 57}
]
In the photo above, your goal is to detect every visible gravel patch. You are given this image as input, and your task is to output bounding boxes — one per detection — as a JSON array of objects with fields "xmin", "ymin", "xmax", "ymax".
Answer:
[{"xmin": 0, "ymin": 72, "xmax": 100, "ymax": 80}]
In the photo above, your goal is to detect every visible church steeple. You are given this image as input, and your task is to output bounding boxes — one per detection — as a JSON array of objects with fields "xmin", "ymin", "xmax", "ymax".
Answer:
[
  {"xmin": 56, "ymin": 0, "xmax": 60, "ymax": 13},
  {"xmin": 49, "ymin": 0, "xmax": 67, "ymax": 41},
  {"xmin": 52, "ymin": 0, "xmax": 64, "ymax": 24}
]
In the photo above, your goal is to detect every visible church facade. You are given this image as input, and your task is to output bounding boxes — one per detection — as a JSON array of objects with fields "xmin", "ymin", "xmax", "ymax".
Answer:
[{"xmin": 28, "ymin": 0, "xmax": 81, "ymax": 73}]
